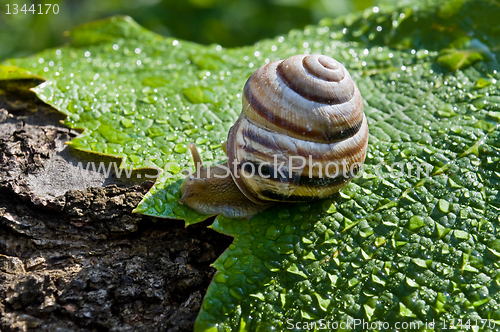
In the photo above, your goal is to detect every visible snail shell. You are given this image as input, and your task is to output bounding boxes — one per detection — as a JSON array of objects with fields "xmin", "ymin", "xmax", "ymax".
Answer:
[
  {"xmin": 179, "ymin": 54, "xmax": 369, "ymax": 219},
  {"xmin": 226, "ymin": 54, "xmax": 369, "ymax": 204}
]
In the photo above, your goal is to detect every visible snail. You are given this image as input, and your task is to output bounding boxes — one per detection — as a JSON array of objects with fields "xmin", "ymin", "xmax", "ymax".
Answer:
[{"xmin": 179, "ymin": 54, "xmax": 369, "ymax": 219}]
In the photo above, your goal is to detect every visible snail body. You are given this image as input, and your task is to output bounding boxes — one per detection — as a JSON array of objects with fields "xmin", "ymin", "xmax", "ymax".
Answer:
[{"xmin": 179, "ymin": 54, "xmax": 369, "ymax": 219}]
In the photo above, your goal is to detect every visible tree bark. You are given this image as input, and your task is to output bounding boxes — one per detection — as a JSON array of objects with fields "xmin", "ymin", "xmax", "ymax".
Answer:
[{"xmin": 0, "ymin": 85, "xmax": 231, "ymax": 331}]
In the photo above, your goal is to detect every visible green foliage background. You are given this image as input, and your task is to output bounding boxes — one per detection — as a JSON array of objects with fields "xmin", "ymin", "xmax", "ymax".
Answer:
[{"xmin": 1, "ymin": 0, "xmax": 387, "ymax": 61}]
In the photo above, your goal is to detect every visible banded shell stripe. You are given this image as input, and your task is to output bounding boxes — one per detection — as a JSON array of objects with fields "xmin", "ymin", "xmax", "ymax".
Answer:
[
  {"xmin": 243, "ymin": 83, "xmax": 364, "ymax": 143},
  {"xmin": 239, "ymin": 115, "xmax": 368, "ymax": 163},
  {"xmin": 260, "ymin": 180, "xmax": 348, "ymax": 202},
  {"xmin": 226, "ymin": 114, "xmax": 369, "ymax": 203},
  {"xmin": 276, "ymin": 55, "xmax": 355, "ymax": 104},
  {"xmin": 243, "ymin": 56, "xmax": 364, "ymax": 143},
  {"xmin": 259, "ymin": 191, "xmax": 332, "ymax": 202},
  {"xmin": 238, "ymin": 154, "xmax": 362, "ymax": 202},
  {"xmin": 251, "ymin": 167, "xmax": 357, "ymax": 202},
  {"xmin": 260, "ymin": 166, "xmax": 359, "ymax": 202},
  {"xmin": 242, "ymin": 81, "xmax": 318, "ymax": 140},
  {"xmin": 239, "ymin": 158, "xmax": 358, "ymax": 187}
]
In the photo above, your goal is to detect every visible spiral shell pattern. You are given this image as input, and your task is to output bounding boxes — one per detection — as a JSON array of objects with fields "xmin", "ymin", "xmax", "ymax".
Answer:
[{"xmin": 226, "ymin": 54, "xmax": 369, "ymax": 203}]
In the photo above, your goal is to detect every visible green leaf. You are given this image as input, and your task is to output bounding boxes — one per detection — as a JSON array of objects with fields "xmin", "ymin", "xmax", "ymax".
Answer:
[
  {"xmin": 66, "ymin": 16, "xmax": 160, "ymax": 47},
  {"xmin": 3, "ymin": 15, "xmax": 245, "ymax": 224},
  {"xmin": 437, "ymin": 49, "xmax": 483, "ymax": 72},
  {"xmin": 195, "ymin": 0, "xmax": 500, "ymax": 329},
  {"xmin": 2, "ymin": 0, "xmax": 500, "ymax": 330},
  {"xmin": 436, "ymin": 38, "xmax": 496, "ymax": 71},
  {"xmin": 0, "ymin": 65, "xmax": 44, "ymax": 81}
]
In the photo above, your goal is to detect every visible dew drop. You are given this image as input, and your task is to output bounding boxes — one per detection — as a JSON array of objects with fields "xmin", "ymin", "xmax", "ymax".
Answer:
[
  {"xmin": 265, "ymin": 225, "xmax": 282, "ymax": 241},
  {"xmin": 180, "ymin": 114, "xmax": 192, "ymax": 122},
  {"xmin": 153, "ymin": 197, "xmax": 165, "ymax": 214},
  {"xmin": 213, "ymin": 273, "xmax": 229, "ymax": 284},
  {"xmin": 174, "ymin": 143, "xmax": 188, "ymax": 153},
  {"xmin": 278, "ymin": 209, "xmax": 290, "ymax": 220},
  {"xmin": 229, "ymin": 287, "xmax": 245, "ymax": 300},
  {"xmin": 263, "ymin": 260, "xmax": 281, "ymax": 272},
  {"xmin": 223, "ymin": 256, "xmax": 237, "ymax": 269}
]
